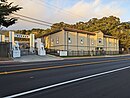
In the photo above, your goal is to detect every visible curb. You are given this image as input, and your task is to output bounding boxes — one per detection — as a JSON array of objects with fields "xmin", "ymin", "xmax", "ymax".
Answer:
[
  {"xmin": 63, "ymin": 54, "xmax": 130, "ymax": 60},
  {"xmin": 0, "ymin": 54, "xmax": 129, "ymax": 65}
]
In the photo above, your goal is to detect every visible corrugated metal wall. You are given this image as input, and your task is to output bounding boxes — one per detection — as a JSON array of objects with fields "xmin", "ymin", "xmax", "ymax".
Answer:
[{"xmin": 0, "ymin": 42, "xmax": 11, "ymax": 58}]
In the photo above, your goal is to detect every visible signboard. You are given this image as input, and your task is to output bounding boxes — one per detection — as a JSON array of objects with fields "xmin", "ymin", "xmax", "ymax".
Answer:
[
  {"xmin": 60, "ymin": 51, "xmax": 67, "ymax": 56},
  {"xmin": 14, "ymin": 34, "xmax": 30, "ymax": 38}
]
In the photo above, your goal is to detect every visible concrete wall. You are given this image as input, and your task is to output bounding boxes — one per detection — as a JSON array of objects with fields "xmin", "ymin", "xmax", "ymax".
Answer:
[
  {"xmin": 89, "ymin": 35, "xmax": 96, "ymax": 51},
  {"xmin": 96, "ymin": 31, "xmax": 104, "ymax": 47},
  {"xmin": 67, "ymin": 31, "xmax": 77, "ymax": 51},
  {"xmin": 103, "ymin": 37, "xmax": 119, "ymax": 51},
  {"xmin": 103, "ymin": 37, "xmax": 107, "ymax": 51},
  {"xmin": 65, "ymin": 31, "xmax": 95, "ymax": 51},
  {"xmin": 77, "ymin": 33, "xmax": 88, "ymax": 51},
  {"xmin": 44, "ymin": 30, "xmax": 65, "ymax": 50}
]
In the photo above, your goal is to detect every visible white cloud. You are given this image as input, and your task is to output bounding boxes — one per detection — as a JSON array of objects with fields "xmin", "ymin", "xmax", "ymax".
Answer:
[
  {"xmin": 63, "ymin": 0, "xmax": 124, "ymax": 22},
  {"xmin": 7, "ymin": 0, "xmax": 48, "ymax": 30},
  {"xmin": 6, "ymin": 0, "xmax": 125, "ymax": 30}
]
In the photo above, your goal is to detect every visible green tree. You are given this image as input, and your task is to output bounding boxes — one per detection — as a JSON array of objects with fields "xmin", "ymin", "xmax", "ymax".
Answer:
[
  {"xmin": 110, "ymin": 22, "xmax": 130, "ymax": 52},
  {"xmin": 0, "ymin": 0, "xmax": 22, "ymax": 28},
  {"xmin": 51, "ymin": 22, "xmax": 71, "ymax": 31}
]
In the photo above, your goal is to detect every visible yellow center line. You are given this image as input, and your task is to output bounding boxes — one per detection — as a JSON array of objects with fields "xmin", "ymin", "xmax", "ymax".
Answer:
[{"xmin": 0, "ymin": 58, "xmax": 129, "ymax": 75}]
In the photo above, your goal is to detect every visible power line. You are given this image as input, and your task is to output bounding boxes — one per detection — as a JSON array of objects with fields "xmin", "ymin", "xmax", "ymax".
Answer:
[
  {"xmin": 10, "ymin": 1, "xmax": 86, "ymax": 29},
  {"xmin": 18, "ymin": 17, "xmax": 51, "ymax": 27},
  {"xmin": 40, "ymin": 0, "xmax": 85, "ymax": 19},
  {"xmin": 11, "ymin": 13, "xmax": 71, "ymax": 28},
  {"xmin": 9, "ymin": 15, "xmax": 52, "ymax": 27},
  {"xmin": 10, "ymin": 14, "xmax": 68, "ymax": 28},
  {"xmin": 13, "ymin": 13, "xmax": 53, "ymax": 25},
  {"xmin": 31, "ymin": 0, "xmax": 85, "ymax": 20}
]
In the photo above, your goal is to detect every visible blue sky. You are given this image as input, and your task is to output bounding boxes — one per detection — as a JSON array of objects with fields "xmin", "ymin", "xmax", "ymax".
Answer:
[{"xmin": 6, "ymin": 0, "xmax": 130, "ymax": 30}]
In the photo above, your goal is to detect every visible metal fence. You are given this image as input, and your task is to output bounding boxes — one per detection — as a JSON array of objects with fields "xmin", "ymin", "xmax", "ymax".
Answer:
[
  {"xmin": 68, "ymin": 51, "xmax": 119, "ymax": 56},
  {"xmin": 21, "ymin": 49, "xmax": 37, "ymax": 56},
  {"xmin": 46, "ymin": 49, "xmax": 119, "ymax": 56},
  {"xmin": 46, "ymin": 49, "xmax": 59, "ymax": 56},
  {"xmin": 0, "ymin": 42, "xmax": 12, "ymax": 58}
]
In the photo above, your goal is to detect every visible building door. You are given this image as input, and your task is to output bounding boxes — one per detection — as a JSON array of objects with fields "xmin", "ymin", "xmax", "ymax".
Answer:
[
  {"xmin": 96, "ymin": 47, "xmax": 103, "ymax": 50},
  {"xmin": 96, "ymin": 47, "xmax": 104, "ymax": 55}
]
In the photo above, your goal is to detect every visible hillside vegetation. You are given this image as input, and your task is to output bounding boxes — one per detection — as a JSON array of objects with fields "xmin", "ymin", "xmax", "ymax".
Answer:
[{"xmin": 13, "ymin": 16, "xmax": 130, "ymax": 52}]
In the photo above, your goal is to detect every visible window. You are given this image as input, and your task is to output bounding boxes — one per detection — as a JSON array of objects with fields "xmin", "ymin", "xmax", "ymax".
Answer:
[
  {"xmin": 98, "ymin": 38, "xmax": 102, "ymax": 43},
  {"xmin": 56, "ymin": 37, "xmax": 59, "ymax": 44},
  {"xmin": 81, "ymin": 38, "xmax": 84, "ymax": 44},
  {"xmin": 115, "ymin": 43, "xmax": 116, "ymax": 46},
  {"xmin": 91, "ymin": 39, "xmax": 94, "ymax": 45},
  {"xmin": 51, "ymin": 38, "xmax": 54, "ymax": 42},
  {"xmin": 109, "ymin": 42, "xmax": 111, "ymax": 46},
  {"xmin": 51, "ymin": 38, "xmax": 54, "ymax": 46},
  {"xmin": 68, "ymin": 37, "xmax": 72, "ymax": 44}
]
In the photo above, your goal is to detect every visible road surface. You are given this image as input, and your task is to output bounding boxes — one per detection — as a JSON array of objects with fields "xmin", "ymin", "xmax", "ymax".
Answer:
[{"xmin": 0, "ymin": 55, "xmax": 130, "ymax": 98}]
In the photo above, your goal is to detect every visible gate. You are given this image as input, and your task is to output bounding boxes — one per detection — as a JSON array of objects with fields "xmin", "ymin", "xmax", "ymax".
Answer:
[{"xmin": 21, "ymin": 49, "xmax": 37, "ymax": 56}]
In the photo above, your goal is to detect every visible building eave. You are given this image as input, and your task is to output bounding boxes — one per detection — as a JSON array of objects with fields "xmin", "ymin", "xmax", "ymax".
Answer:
[
  {"xmin": 63, "ymin": 27, "xmax": 95, "ymax": 35},
  {"xmin": 104, "ymin": 35, "xmax": 117, "ymax": 39},
  {"xmin": 41, "ymin": 27, "xmax": 96, "ymax": 37}
]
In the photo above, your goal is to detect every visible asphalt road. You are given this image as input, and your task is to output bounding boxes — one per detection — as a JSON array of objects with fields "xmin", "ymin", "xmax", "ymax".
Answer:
[{"xmin": 1, "ymin": 55, "xmax": 130, "ymax": 98}]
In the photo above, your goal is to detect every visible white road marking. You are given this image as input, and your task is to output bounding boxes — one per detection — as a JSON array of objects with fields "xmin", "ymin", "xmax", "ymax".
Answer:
[{"xmin": 4, "ymin": 65, "xmax": 130, "ymax": 98}]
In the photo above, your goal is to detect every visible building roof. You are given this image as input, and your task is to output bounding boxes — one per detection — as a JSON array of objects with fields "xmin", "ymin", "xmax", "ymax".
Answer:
[
  {"xmin": 42, "ymin": 27, "xmax": 117, "ymax": 39},
  {"xmin": 63, "ymin": 27, "xmax": 95, "ymax": 35},
  {"xmin": 104, "ymin": 35, "xmax": 117, "ymax": 39},
  {"xmin": 43, "ymin": 29, "xmax": 62, "ymax": 37},
  {"xmin": 42, "ymin": 27, "xmax": 95, "ymax": 37}
]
